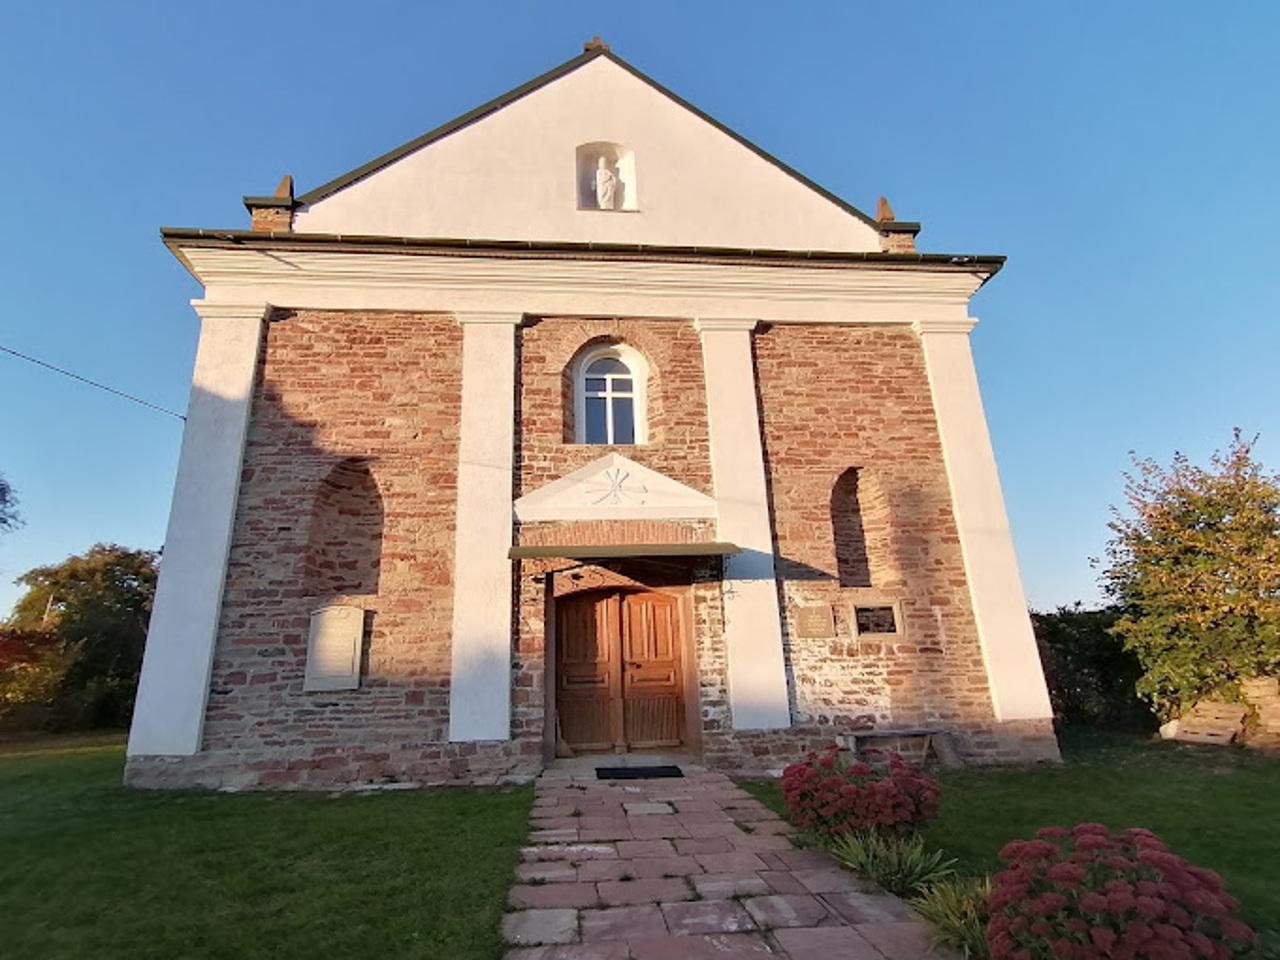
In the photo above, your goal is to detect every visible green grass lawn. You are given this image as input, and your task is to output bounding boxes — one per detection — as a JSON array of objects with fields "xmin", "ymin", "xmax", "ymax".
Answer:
[
  {"xmin": 740, "ymin": 728, "xmax": 1280, "ymax": 934},
  {"xmin": 0, "ymin": 737, "xmax": 532, "ymax": 960}
]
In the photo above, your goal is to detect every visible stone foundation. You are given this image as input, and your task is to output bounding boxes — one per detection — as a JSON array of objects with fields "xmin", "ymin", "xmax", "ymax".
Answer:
[{"xmin": 124, "ymin": 739, "xmax": 541, "ymax": 791}]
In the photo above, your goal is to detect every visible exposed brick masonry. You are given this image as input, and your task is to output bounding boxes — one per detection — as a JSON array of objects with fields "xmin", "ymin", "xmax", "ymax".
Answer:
[
  {"xmin": 748, "ymin": 324, "xmax": 1001, "ymax": 758},
  {"xmin": 127, "ymin": 309, "xmax": 539, "ymax": 790}
]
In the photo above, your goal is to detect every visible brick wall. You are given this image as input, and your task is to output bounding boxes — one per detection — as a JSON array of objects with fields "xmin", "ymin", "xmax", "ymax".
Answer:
[
  {"xmin": 128, "ymin": 311, "xmax": 1054, "ymax": 790},
  {"xmin": 517, "ymin": 317, "xmax": 712, "ymax": 498},
  {"xmin": 127, "ymin": 308, "xmax": 541, "ymax": 790},
  {"xmin": 752, "ymin": 324, "xmax": 1006, "ymax": 750}
]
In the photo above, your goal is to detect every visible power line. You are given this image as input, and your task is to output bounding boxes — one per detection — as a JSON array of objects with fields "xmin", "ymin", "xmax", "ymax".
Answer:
[{"xmin": 0, "ymin": 344, "xmax": 185, "ymax": 421}]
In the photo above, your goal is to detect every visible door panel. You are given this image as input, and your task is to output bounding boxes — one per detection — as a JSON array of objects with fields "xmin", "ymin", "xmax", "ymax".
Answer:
[
  {"xmin": 556, "ymin": 590, "xmax": 684, "ymax": 752},
  {"xmin": 621, "ymin": 593, "xmax": 683, "ymax": 749},
  {"xmin": 556, "ymin": 593, "xmax": 620, "ymax": 752}
]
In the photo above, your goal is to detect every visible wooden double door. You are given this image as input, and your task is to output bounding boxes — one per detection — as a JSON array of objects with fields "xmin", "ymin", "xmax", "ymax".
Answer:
[{"xmin": 556, "ymin": 590, "xmax": 684, "ymax": 753}]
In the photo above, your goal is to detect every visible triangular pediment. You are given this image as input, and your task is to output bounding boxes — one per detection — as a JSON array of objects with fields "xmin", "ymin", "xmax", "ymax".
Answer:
[
  {"xmin": 514, "ymin": 454, "xmax": 716, "ymax": 522},
  {"xmin": 292, "ymin": 49, "xmax": 881, "ymax": 253}
]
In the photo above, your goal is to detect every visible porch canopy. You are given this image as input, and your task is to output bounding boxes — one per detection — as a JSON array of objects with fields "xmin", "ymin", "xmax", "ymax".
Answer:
[{"xmin": 508, "ymin": 542, "xmax": 740, "ymax": 560}]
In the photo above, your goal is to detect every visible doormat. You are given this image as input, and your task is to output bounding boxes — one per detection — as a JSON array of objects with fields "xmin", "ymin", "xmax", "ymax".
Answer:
[{"xmin": 595, "ymin": 765, "xmax": 683, "ymax": 780}]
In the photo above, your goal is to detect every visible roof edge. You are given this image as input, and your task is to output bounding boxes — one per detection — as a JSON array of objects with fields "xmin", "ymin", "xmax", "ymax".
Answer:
[
  {"xmin": 293, "ymin": 46, "xmax": 881, "ymax": 229},
  {"xmin": 159, "ymin": 227, "xmax": 1004, "ymax": 274},
  {"xmin": 296, "ymin": 47, "xmax": 608, "ymax": 206}
]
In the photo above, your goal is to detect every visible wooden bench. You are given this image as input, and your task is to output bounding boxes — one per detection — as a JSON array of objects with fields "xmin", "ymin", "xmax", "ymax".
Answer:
[{"xmin": 837, "ymin": 728, "xmax": 964, "ymax": 769}]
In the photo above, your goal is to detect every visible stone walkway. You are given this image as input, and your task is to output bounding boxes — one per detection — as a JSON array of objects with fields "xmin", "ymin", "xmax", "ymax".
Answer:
[{"xmin": 502, "ymin": 763, "xmax": 958, "ymax": 959}]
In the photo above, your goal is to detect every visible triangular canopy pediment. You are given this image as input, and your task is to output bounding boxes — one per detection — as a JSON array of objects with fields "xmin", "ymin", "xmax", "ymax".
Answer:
[
  {"xmin": 292, "ymin": 48, "xmax": 881, "ymax": 253},
  {"xmin": 514, "ymin": 453, "xmax": 716, "ymax": 522}
]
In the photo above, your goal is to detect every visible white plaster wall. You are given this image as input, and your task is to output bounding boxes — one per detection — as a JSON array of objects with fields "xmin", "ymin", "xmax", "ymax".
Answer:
[
  {"xmin": 294, "ymin": 57, "xmax": 880, "ymax": 253},
  {"xmin": 914, "ymin": 320, "xmax": 1054, "ymax": 721},
  {"xmin": 697, "ymin": 318, "xmax": 792, "ymax": 730},
  {"xmin": 128, "ymin": 301, "xmax": 268, "ymax": 756},
  {"xmin": 448, "ymin": 313, "xmax": 520, "ymax": 741}
]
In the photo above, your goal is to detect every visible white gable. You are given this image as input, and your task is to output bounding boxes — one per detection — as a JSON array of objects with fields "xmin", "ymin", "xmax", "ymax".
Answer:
[
  {"xmin": 293, "ymin": 55, "xmax": 881, "ymax": 253},
  {"xmin": 514, "ymin": 453, "xmax": 717, "ymax": 522}
]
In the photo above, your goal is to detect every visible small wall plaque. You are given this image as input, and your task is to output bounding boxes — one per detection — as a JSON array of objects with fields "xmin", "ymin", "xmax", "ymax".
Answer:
[
  {"xmin": 794, "ymin": 604, "xmax": 836, "ymax": 638},
  {"xmin": 304, "ymin": 605, "xmax": 365, "ymax": 691}
]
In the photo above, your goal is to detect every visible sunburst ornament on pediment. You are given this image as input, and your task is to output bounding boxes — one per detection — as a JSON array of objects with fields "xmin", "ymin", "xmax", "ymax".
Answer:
[
  {"xmin": 514, "ymin": 453, "xmax": 716, "ymax": 522},
  {"xmin": 583, "ymin": 466, "xmax": 649, "ymax": 507}
]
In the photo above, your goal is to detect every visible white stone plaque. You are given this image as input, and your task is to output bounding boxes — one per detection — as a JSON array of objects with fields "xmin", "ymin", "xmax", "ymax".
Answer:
[
  {"xmin": 304, "ymin": 605, "xmax": 364, "ymax": 691},
  {"xmin": 794, "ymin": 604, "xmax": 836, "ymax": 639}
]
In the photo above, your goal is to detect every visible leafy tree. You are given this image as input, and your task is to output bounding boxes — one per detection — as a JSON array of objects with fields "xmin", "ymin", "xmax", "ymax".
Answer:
[
  {"xmin": 6, "ymin": 544, "xmax": 158, "ymax": 728},
  {"xmin": 1103, "ymin": 432, "xmax": 1280, "ymax": 719},
  {"xmin": 1032, "ymin": 604, "xmax": 1153, "ymax": 729},
  {"xmin": 0, "ymin": 628, "xmax": 73, "ymax": 717},
  {"xmin": 0, "ymin": 472, "xmax": 19, "ymax": 533}
]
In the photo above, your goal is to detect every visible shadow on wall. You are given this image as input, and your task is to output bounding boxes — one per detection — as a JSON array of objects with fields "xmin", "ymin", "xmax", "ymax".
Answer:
[
  {"xmin": 305, "ymin": 459, "xmax": 383, "ymax": 598},
  {"xmin": 831, "ymin": 468, "xmax": 872, "ymax": 588}
]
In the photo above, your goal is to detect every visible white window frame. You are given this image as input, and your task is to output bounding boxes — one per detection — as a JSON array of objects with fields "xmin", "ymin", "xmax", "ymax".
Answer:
[
  {"xmin": 849, "ymin": 599, "xmax": 906, "ymax": 640},
  {"xmin": 572, "ymin": 343, "xmax": 649, "ymax": 445}
]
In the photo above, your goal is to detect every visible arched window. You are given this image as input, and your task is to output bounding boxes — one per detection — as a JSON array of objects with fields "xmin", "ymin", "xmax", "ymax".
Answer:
[{"xmin": 573, "ymin": 344, "xmax": 648, "ymax": 444}]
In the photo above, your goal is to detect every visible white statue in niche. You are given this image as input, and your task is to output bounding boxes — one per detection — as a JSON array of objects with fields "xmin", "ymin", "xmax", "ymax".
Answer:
[{"xmin": 595, "ymin": 157, "xmax": 618, "ymax": 210}]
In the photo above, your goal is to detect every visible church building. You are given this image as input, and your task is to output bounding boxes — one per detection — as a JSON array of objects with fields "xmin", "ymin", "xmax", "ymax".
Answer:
[{"xmin": 126, "ymin": 41, "xmax": 1058, "ymax": 790}]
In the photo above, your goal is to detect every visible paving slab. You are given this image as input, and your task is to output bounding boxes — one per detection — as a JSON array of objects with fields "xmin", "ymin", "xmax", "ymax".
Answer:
[
  {"xmin": 623, "ymin": 801, "xmax": 674, "ymax": 815},
  {"xmin": 743, "ymin": 894, "xmax": 836, "ymax": 929},
  {"xmin": 771, "ymin": 925, "xmax": 885, "ymax": 960},
  {"xmin": 597, "ymin": 877, "xmax": 694, "ymax": 906},
  {"xmin": 857, "ymin": 920, "xmax": 955, "ymax": 960},
  {"xmin": 820, "ymin": 890, "xmax": 919, "ymax": 924},
  {"xmin": 693, "ymin": 850, "xmax": 769, "ymax": 873},
  {"xmin": 505, "ymin": 944, "xmax": 631, "ymax": 959},
  {"xmin": 660, "ymin": 899, "xmax": 757, "ymax": 935},
  {"xmin": 673, "ymin": 836, "xmax": 734, "ymax": 855},
  {"xmin": 629, "ymin": 933, "xmax": 780, "ymax": 958},
  {"xmin": 577, "ymin": 859, "xmax": 643, "ymax": 883},
  {"xmin": 615, "ymin": 839, "xmax": 676, "ymax": 858},
  {"xmin": 629, "ymin": 855, "xmax": 703, "ymax": 878},
  {"xmin": 581, "ymin": 904, "xmax": 667, "ymax": 941},
  {"xmin": 509, "ymin": 882, "xmax": 601, "ymax": 910},
  {"xmin": 691, "ymin": 872, "xmax": 773, "ymax": 899},
  {"xmin": 791, "ymin": 867, "xmax": 867, "ymax": 894},
  {"xmin": 510, "ymin": 764, "xmax": 942, "ymax": 960},
  {"xmin": 502, "ymin": 909, "xmax": 580, "ymax": 946},
  {"xmin": 759, "ymin": 870, "xmax": 810, "ymax": 895},
  {"xmin": 523, "ymin": 844, "xmax": 618, "ymax": 862},
  {"xmin": 515, "ymin": 861, "xmax": 578, "ymax": 884}
]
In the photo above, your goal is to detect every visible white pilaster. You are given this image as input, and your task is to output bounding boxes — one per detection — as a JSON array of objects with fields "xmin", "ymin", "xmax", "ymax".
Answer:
[
  {"xmin": 128, "ymin": 301, "xmax": 270, "ymax": 756},
  {"xmin": 913, "ymin": 318, "xmax": 1053, "ymax": 721},
  {"xmin": 695, "ymin": 317, "xmax": 792, "ymax": 729},
  {"xmin": 448, "ymin": 311, "xmax": 522, "ymax": 741}
]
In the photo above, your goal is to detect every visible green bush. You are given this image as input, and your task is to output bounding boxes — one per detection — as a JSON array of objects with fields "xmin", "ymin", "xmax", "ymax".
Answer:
[
  {"xmin": 827, "ymin": 830, "xmax": 956, "ymax": 898},
  {"xmin": 1103, "ymin": 433, "xmax": 1280, "ymax": 719},
  {"xmin": 909, "ymin": 876, "xmax": 992, "ymax": 959},
  {"xmin": 1032, "ymin": 605, "xmax": 1154, "ymax": 730}
]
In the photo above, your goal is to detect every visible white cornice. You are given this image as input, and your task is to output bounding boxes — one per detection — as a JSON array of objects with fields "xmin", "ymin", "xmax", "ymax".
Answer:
[
  {"xmin": 455, "ymin": 311, "xmax": 524, "ymax": 325},
  {"xmin": 179, "ymin": 246, "xmax": 987, "ymax": 324},
  {"xmin": 912, "ymin": 317, "xmax": 979, "ymax": 336},
  {"xmin": 694, "ymin": 317, "xmax": 760, "ymax": 333},
  {"xmin": 189, "ymin": 299, "xmax": 272, "ymax": 322}
]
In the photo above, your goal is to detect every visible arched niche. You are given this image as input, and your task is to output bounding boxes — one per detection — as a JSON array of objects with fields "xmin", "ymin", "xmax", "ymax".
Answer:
[
  {"xmin": 576, "ymin": 141, "xmax": 638, "ymax": 211},
  {"xmin": 304, "ymin": 459, "xmax": 384, "ymax": 598}
]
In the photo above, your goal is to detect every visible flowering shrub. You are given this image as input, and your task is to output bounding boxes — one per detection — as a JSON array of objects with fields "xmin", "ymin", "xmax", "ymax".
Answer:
[
  {"xmin": 986, "ymin": 824, "xmax": 1257, "ymax": 960},
  {"xmin": 780, "ymin": 744, "xmax": 940, "ymax": 836}
]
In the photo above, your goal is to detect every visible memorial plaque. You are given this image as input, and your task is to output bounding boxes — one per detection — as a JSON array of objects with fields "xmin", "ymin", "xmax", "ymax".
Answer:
[
  {"xmin": 794, "ymin": 604, "xmax": 836, "ymax": 638},
  {"xmin": 304, "ymin": 605, "xmax": 364, "ymax": 691}
]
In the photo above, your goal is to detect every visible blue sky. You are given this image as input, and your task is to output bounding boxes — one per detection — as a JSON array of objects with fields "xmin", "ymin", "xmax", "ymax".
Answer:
[{"xmin": 2, "ymin": 2, "xmax": 1277, "ymax": 616}]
